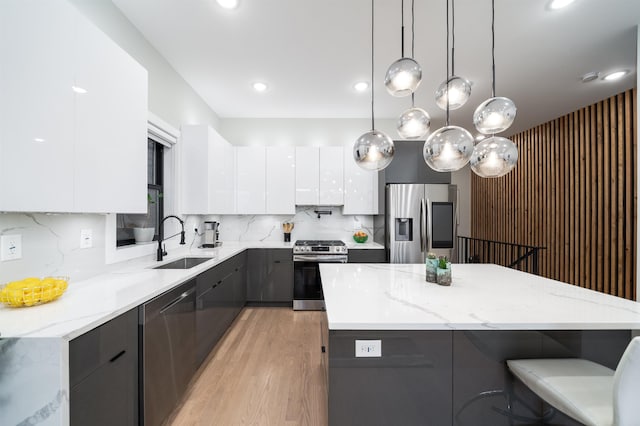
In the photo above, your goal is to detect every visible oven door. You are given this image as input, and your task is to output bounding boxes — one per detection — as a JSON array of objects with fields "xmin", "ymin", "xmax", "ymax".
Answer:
[{"xmin": 293, "ymin": 255, "xmax": 347, "ymax": 311}]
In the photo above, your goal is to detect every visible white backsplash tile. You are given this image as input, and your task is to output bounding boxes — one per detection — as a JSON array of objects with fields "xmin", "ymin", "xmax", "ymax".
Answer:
[
  {"xmin": 190, "ymin": 206, "xmax": 374, "ymax": 244},
  {"xmin": 0, "ymin": 213, "xmax": 107, "ymax": 284},
  {"xmin": 0, "ymin": 209, "xmax": 376, "ymax": 284}
]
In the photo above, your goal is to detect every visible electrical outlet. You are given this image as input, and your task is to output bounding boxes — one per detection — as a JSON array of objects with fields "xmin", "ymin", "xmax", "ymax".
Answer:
[
  {"xmin": 1, "ymin": 234, "xmax": 22, "ymax": 261},
  {"xmin": 80, "ymin": 229, "xmax": 93, "ymax": 249},
  {"xmin": 355, "ymin": 339, "xmax": 382, "ymax": 357}
]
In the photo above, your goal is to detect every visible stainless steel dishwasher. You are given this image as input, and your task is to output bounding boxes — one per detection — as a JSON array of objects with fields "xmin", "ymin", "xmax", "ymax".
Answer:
[{"xmin": 140, "ymin": 279, "xmax": 196, "ymax": 426}]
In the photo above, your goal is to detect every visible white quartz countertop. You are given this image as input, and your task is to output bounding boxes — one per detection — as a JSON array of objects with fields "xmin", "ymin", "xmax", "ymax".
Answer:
[
  {"xmin": 0, "ymin": 239, "xmax": 382, "ymax": 339},
  {"xmin": 0, "ymin": 242, "xmax": 287, "ymax": 339},
  {"xmin": 320, "ymin": 263, "xmax": 640, "ymax": 331},
  {"xmin": 344, "ymin": 241, "xmax": 384, "ymax": 249}
]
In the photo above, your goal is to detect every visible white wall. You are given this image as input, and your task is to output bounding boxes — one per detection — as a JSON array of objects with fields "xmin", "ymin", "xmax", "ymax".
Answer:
[{"xmin": 69, "ymin": 0, "xmax": 220, "ymax": 130}]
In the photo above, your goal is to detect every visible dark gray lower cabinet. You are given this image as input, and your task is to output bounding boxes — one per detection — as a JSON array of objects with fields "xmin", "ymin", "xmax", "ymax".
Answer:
[
  {"xmin": 69, "ymin": 308, "xmax": 138, "ymax": 426},
  {"xmin": 348, "ymin": 249, "xmax": 386, "ymax": 263},
  {"xmin": 246, "ymin": 249, "xmax": 293, "ymax": 304},
  {"xmin": 196, "ymin": 252, "xmax": 246, "ymax": 365}
]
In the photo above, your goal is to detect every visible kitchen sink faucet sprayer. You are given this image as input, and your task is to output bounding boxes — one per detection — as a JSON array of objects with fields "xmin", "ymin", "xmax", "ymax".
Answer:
[{"xmin": 157, "ymin": 215, "xmax": 186, "ymax": 261}]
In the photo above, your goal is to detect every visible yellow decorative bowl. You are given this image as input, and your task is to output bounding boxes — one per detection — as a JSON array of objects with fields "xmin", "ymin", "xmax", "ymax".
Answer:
[{"xmin": 0, "ymin": 276, "xmax": 69, "ymax": 307}]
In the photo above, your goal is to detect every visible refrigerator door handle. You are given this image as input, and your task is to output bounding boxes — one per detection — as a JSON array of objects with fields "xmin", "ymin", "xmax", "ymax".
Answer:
[
  {"xmin": 420, "ymin": 198, "xmax": 426, "ymax": 253},
  {"xmin": 425, "ymin": 198, "xmax": 431, "ymax": 253}
]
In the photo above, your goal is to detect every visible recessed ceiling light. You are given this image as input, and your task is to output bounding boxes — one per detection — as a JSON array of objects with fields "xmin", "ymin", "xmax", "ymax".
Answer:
[
  {"xmin": 72, "ymin": 86, "xmax": 87, "ymax": 94},
  {"xmin": 549, "ymin": 0, "xmax": 575, "ymax": 10},
  {"xmin": 354, "ymin": 81, "xmax": 369, "ymax": 92},
  {"xmin": 217, "ymin": 0, "xmax": 239, "ymax": 9},
  {"xmin": 580, "ymin": 71, "xmax": 599, "ymax": 83},
  {"xmin": 253, "ymin": 82, "xmax": 268, "ymax": 92},
  {"xmin": 602, "ymin": 70, "xmax": 628, "ymax": 81},
  {"xmin": 33, "ymin": 137, "xmax": 46, "ymax": 143}
]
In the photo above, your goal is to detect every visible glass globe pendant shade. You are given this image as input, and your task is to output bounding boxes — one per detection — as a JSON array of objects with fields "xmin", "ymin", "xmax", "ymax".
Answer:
[
  {"xmin": 384, "ymin": 58, "xmax": 422, "ymax": 97},
  {"xmin": 470, "ymin": 136, "xmax": 518, "ymax": 178},
  {"xmin": 423, "ymin": 125, "xmax": 474, "ymax": 172},
  {"xmin": 435, "ymin": 76, "xmax": 472, "ymax": 110},
  {"xmin": 473, "ymin": 96, "xmax": 517, "ymax": 134},
  {"xmin": 397, "ymin": 107, "xmax": 431, "ymax": 139},
  {"xmin": 353, "ymin": 129, "xmax": 395, "ymax": 171}
]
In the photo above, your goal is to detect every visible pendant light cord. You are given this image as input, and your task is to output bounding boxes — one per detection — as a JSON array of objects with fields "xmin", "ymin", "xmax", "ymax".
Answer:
[
  {"xmin": 371, "ymin": 0, "xmax": 375, "ymax": 130},
  {"xmin": 451, "ymin": 0, "xmax": 456, "ymax": 77},
  {"xmin": 411, "ymin": 0, "xmax": 415, "ymax": 107},
  {"xmin": 445, "ymin": 0, "xmax": 450, "ymax": 125},
  {"xmin": 491, "ymin": 0, "xmax": 496, "ymax": 97},
  {"xmin": 401, "ymin": 0, "xmax": 405, "ymax": 57}
]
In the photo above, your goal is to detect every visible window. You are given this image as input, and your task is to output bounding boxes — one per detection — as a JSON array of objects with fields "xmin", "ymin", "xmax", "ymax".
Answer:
[{"xmin": 116, "ymin": 139, "xmax": 164, "ymax": 247}]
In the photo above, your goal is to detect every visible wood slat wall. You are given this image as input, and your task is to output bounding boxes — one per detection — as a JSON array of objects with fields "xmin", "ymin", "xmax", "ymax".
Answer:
[{"xmin": 471, "ymin": 89, "xmax": 637, "ymax": 300}]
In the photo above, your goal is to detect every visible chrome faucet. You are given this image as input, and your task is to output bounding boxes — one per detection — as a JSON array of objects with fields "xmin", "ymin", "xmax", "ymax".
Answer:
[{"xmin": 157, "ymin": 215, "xmax": 186, "ymax": 261}]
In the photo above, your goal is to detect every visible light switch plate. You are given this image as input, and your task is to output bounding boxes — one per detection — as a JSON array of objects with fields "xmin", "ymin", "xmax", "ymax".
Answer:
[
  {"xmin": 80, "ymin": 229, "xmax": 93, "ymax": 249},
  {"xmin": 355, "ymin": 339, "xmax": 382, "ymax": 357},
  {"xmin": 1, "ymin": 234, "xmax": 22, "ymax": 261}
]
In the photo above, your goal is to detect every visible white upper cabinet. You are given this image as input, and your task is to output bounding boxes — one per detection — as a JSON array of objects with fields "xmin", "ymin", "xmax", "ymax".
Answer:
[
  {"xmin": 319, "ymin": 147, "xmax": 344, "ymax": 205},
  {"xmin": 181, "ymin": 125, "xmax": 236, "ymax": 215},
  {"xmin": 0, "ymin": 0, "xmax": 76, "ymax": 212},
  {"xmin": 295, "ymin": 147, "xmax": 320, "ymax": 205},
  {"xmin": 343, "ymin": 144, "xmax": 379, "ymax": 215},
  {"xmin": 209, "ymin": 129, "xmax": 236, "ymax": 214},
  {"xmin": 266, "ymin": 146, "xmax": 295, "ymax": 214},
  {"xmin": 236, "ymin": 147, "xmax": 266, "ymax": 214},
  {"xmin": 0, "ymin": 0, "xmax": 148, "ymax": 213},
  {"xmin": 73, "ymin": 9, "xmax": 147, "ymax": 213},
  {"xmin": 295, "ymin": 146, "xmax": 344, "ymax": 206},
  {"xmin": 181, "ymin": 125, "xmax": 209, "ymax": 214}
]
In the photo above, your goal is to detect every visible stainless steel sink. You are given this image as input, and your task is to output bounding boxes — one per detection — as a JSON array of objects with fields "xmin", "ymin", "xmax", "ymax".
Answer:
[{"xmin": 153, "ymin": 257, "xmax": 213, "ymax": 269}]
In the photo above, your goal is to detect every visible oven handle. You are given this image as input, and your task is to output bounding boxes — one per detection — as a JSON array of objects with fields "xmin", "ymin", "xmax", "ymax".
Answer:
[{"xmin": 293, "ymin": 255, "xmax": 348, "ymax": 263}]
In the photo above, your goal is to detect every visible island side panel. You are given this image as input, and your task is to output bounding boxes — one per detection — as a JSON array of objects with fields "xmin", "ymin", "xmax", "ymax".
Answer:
[
  {"xmin": 328, "ymin": 330, "xmax": 452, "ymax": 426},
  {"xmin": 0, "ymin": 337, "xmax": 68, "ymax": 426}
]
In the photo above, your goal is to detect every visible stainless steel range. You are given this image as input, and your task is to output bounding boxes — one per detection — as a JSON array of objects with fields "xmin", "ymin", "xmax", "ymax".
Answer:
[{"xmin": 293, "ymin": 240, "xmax": 348, "ymax": 310}]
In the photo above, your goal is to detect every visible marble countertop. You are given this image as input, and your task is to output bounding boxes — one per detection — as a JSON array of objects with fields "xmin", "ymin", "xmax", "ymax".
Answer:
[
  {"xmin": 320, "ymin": 263, "xmax": 640, "ymax": 331},
  {"xmin": 0, "ymin": 239, "xmax": 383, "ymax": 339},
  {"xmin": 343, "ymin": 241, "xmax": 384, "ymax": 249}
]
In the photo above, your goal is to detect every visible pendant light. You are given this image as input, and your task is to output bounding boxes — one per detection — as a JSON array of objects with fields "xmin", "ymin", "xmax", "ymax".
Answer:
[
  {"xmin": 473, "ymin": 0, "xmax": 517, "ymax": 134},
  {"xmin": 384, "ymin": 0, "xmax": 422, "ymax": 97},
  {"xmin": 397, "ymin": 0, "xmax": 430, "ymax": 139},
  {"xmin": 354, "ymin": 0, "xmax": 395, "ymax": 171},
  {"xmin": 470, "ymin": 0, "xmax": 518, "ymax": 178},
  {"xmin": 423, "ymin": 0, "xmax": 473, "ymax": 172},
  {"xmin": 434, "ymin": 0, "xmax": 471, "ymax": 110},
  {"xmin": 470, "ymin": 135, "xmax": 518, "ymax": 177}
]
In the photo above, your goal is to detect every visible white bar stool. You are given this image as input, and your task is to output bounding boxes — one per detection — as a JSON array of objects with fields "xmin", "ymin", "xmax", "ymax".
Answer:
[{"xmin": 507, "ymin": 336, "xmax": 640, "ymax": 426}]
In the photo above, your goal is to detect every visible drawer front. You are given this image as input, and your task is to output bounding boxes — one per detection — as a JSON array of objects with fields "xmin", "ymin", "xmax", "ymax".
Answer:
[{"xmin": 69, "ymin": 308, "xmax": 137, "ymax": 387}]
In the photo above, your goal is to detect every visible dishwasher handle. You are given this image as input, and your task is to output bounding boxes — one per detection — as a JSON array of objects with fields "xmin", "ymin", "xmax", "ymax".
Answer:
[{"xmin": 160, "ymin": 287, "xmax": 195, "ymax": 314}]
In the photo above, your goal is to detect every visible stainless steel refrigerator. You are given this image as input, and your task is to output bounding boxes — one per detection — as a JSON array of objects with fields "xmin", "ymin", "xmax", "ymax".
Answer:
[{"xmin": 386, "ymin": 184, "xmax": 458, "ymax": 263}]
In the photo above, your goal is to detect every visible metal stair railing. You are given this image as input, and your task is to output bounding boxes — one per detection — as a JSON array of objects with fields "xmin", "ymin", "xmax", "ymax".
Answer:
[{"xmin": 457, "ymin": 236, "xmax": 546, "ymax": 275}]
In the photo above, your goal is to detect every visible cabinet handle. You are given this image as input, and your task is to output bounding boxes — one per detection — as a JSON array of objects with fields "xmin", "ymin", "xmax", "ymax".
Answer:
[
  {"xmin": 274, "ymin": 260, "xmax": 281, "ymax": 264},
  {"xmin": 321, "ymin": 346, "xmax": 326, "ymax": 353},
  {"xmin": 109, "ymin": 350, "xmax": 126, "ymax": 363}
]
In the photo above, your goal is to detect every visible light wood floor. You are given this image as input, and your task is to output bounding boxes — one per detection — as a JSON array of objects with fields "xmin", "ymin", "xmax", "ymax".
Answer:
[{"xmin": 169, "ymin": 308, "xmax": 328, "ymax": 426}]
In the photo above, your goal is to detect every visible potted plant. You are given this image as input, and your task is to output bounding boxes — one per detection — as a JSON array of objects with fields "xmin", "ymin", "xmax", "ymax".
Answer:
[
  {"xmin": 132, "ymin": 193, "xmax": 157, "ymax": 244},
  {"xmin": 436, "ymin": 256, "xmax": 452, "ymax": 286},
  {"xmin": 426, "ymin": 252, "xmax": 438, "ymax": 283}
]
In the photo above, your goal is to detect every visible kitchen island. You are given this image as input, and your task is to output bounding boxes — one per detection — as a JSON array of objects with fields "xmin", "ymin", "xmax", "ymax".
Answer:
[{"xmin": 320, "ymin": 263, "xmax": 640, "ymax": 426}]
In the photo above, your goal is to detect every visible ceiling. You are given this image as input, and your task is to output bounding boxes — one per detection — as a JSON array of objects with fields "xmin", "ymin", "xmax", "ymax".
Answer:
[{"xmin": 113, "ymin": 0, "xmax": 640, "ymax": 136}]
